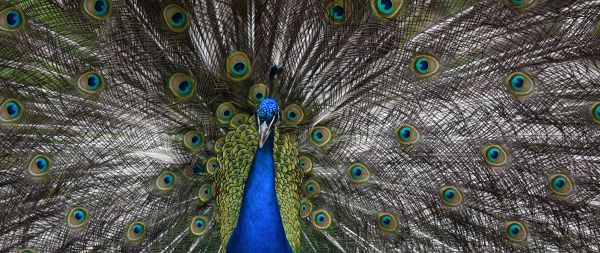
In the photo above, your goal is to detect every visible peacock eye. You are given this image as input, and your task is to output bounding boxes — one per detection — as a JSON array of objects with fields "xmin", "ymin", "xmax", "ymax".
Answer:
[
  {"xmin": 229, "ymin": 114, "xmax": 249, "ymax": 129},
  {"xmin": 0, "ymin": 5, "xmax": 25, "ymax": 32},
  {"xmin": 303, "ymin": 179, "xmax": 321, "ymax": 197},
  {"xmin": 216, "ymin": 102, "xmax": 237, "ymax": 124},
  {"xmin": 377, "ymin": 212, "xmax": 398, "ymax": 233},
  {"xmin": 226, "ymin": 52, "xmax": 252, "ymax": 81},
  {"xmin": 1, "ymin": 99, "xmax": 23, "ymax": 123},
  {"xmin": 549, "ymin": 173, "xmax": 573, "ymax": 196},
  {"xmin": 77, "ymin": 71, "xmax": 106, "ymax": 96},
  {"xmin": 298, "ymin": 156, "xmax": 313, "ymax": 174},
  {"xmin": 67, "ymin": 207, "xmax": 89, "ymax": 228},
  {"xmin": 505, "ymin": 72, "xmax": 534, "ymax": 97},
  {"xmin": 299, "ymin": 198, "xmax": 313, "ymax": 218},
  {"xmin": 506, "ymin": 0, "xmax": 536, "ymax": 10},
  {"xmin": 248, "ymin": 83, "xmax": 269, "ymax": 105},
  {"xmin": 283, "ymin": 104, "xmax": 304, "ymax": 125},
  {"xmin": 190, "ymin": 216, "xmax": 209, "ymax": 236},
  {"xmin": 198, "ymin": 182, "xmax": 214, "ymax": 204},
  {"xmin": 311, "ymin": 210, "xmax": 332, "ymax": 229},
  {"xmin": 505, "ymin": 221, "xmax": 527, "ymax": 242},
  {"xmin": 439, "ymin": 186, "xmax": 463, "ymax": 206},
  {"xmin": 168, "ymin": 73, "xmax": 196, "ymax": 99},
  {"xmin": 206, "ymin": 157, "xmax": 219, "ymax": 175},
  {"xmin": 483, "ymin": 144, "xmax": 510, "ymax": 167},
  {"xmin": 189, "ymin": 163, "xmax": 206, "ymax": 177},
  {"xmin": 326, "ymin": 0, "xmax": 347, "ymax": 24},
  {"xmin": 346, "ymin": 163, "xmax": 370, "ymax": 184},
  {"xmin": 127, "ymin": 222, "xmax": 146, "ymax": 241},
  {"xmin": 370, "ymin": 0, "xmax": 404, "ymax": 19},
  {"xmin": 309, "ymin": 126, "xmax": 332, "ymax": 147},
  {"xmin": 28, "ymin": 154, "xmax": 51, "ymax": 176},
  {"xmin": 590, "ymin": 102, "xmax": 600, "ymax": 124},
  {"xmin": 156, "ymin": 171, "xmax": 176, "ymax": 191},
  {"xmin": 183, "ymin": 130, "xmax": 204, "ymax": 152},
  {"xmin": 163, "ymin": 4, "xmax": 189, "ymax": 32},
  {"xmin": 411, "ymin": 55, "xmax": 440, "ymax": 78},
  {"xmin": 83, "ymin": 0, "xmax": 111, "ymax": 20},
  {"xmin": 395, "ymin": 124, "xmax": 421, "ymax": 145}
]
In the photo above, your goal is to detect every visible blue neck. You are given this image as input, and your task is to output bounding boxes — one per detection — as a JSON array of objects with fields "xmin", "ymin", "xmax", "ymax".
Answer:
[{"xmin": 226, "ymin": 132, "xmax": 292, "ymax": 253}]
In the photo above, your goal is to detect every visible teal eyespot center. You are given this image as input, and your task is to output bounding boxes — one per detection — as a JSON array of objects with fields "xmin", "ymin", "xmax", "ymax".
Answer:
[
  {"xmin": 254, "ymin": 92, "xmax": 264, "ymax": 101},
  {"xmin": 6, "ymin": 101, "xmax": 20, "ymax": 118},
  {"xmin": 178, "ymin": 80, "xmax": 192, "ymax": 95},
  {"xmin": 73, "ymin": 209, "xmax": 86, "ymax": 222},
  {"xmin": 594, "ymin": 104, "xmax": 600, "ymax": 120},
  {"xmin": 313, "ymin": 130, "xmax": 324, "ymax": 142},
  {"xmin": 511, "ymin": 0, "xmax": 524, "ymax": 4},
  {"xmin": 316, "ymin": 213, "xmax": 325, "ymax": 223},
  {"xmin": 170, "ymin": 11, "xmax": 186, "ymax": 27},
  {"xmin": 87, "ymin": 74, "xmax": 101, "ymax": 90},
  {"xmin": 508, "ymin": 224, "xmax": 521, "ymax": 236},
  {"xmin": 94, "ymin": 0, "xmax": 109, "ymax": 15},
  {"xmin": 552, "ymin": 177, "xmax": 565, "ymax": 189},
  {"xmin": 195, "ymin": 220, "xmax": 205, "ymax": 228},
  {"xmin": 443, "ymin": 189, "xmax": 456, "ymax": 200},
  {"xmin": 381, "ymin": 215, "xmax": 392, "ymax": 226},
  {"xmin": 415, "ymin": 57, "xmax": 430, "ymax": 73},
  {"xmin": 163, "ymin": 174, "xmax": 174, "ymax": 186},
  {"xmin": 351, "ymin": 166, "xmax": 363, "ymax": 178},
  {"xmin": 35, "ymin": 157, "xmax": 48, "ymax": 172},
  {"xmin": 487, "ymin": 147, "xmax": 500, "ymax": 161},
  {"xmin": 301, "ymin": 204, "xmax": 307, "ymax": 211},
  {"xmin": 191, "ymin": 134, "xmax": 201, "ymax": 146},
  {"xmin": 510, "ymin": 75, "xmax": 524, "ymax": 91},
  {"xmin": 307, "ymin": 184, "xmax": 314, "ymax": 192},
  {"xmin": 329, "ymin": 4, "xmax": 345, "ymax": 21},
  {"xmin": 6, "ymin": 10, "xmax": 21, "ymax": 28},
  {"xmin": 232, "ymin": 61, "xmax": 247, "ymax": 76},
  {"xmin": 377, "ymin": 0, "xmax": 394, "ymax": 14},
  {"xmin": 287, "ymin": 111, "xmax": 297, "ymax": 120},
  {"xmin": 133, "ymin": 224, "xmax": 143, "ymax": 234},
  {"xmin": 399, "ymin": 127, "xmax": 411, "ymax": 140}
]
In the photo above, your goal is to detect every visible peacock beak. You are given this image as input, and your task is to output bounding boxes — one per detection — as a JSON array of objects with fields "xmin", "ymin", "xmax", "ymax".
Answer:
[{"xmin": 257, "ymin": 114, "xmax": 276, "ymax": 148}]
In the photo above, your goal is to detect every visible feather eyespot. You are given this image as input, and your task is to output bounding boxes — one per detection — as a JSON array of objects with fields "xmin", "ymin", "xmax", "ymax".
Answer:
[
  {"xmin": 549, "ymin": 173, "xmax": 573, "ymax": 196},
  {"xmin": 226, "ymin": 52, "xmax": 252, "ymax": 81},
  {"xmin": 184, "ymin": 163, "xmax": 206, "ymax": 178},
  {"xmin": 163, "ymin": 4, "xmax": 189, "ymax": 32},
  {"xmin": 1, "ymin": 99, "xmax": 23, "ymax": 123},
  {"xmin": 28, "ymin": 154, "xmax": 51, "ymax": 176},
  {"xmin": 505, "ymin": 72, "xmax": 534, "ymax": 97},
  {"xmin": 77, "ymin": 70, "xmax": 106, "ymax": 96},
  {"xmin": 505, "ymin": 221, "xmax": 528, "ymax": 242},
  {"xmin": 216, "ymin": 102, "xmax": 237, "ymax": 124},
  {"xmin": 326, "ymin": 0, "xmax": 347, "ymax": 25},
  {"xmin": 298, "ymin": 156, "xmax": 313, "ymax": 174},
  {"xmin": 83, "ymin": 0, "xmax": 111, "ymax": 20},
  {"xmin": 439, "ymin": 186, "xmax": 463, "ymax": 206},
  {"xmin": 299, "ymin": 198, "xmax": 313, "ymax": 218},
  {"xmin": 168, "ymin": 73, "xmax": 196, "ymax": 99},
  {"xmin": 206, "ymin": 157, "xmax": 219, "ymax": 175},
  {"xmin": 506, "ymin": 0, "xmax": 535, "ymax": 11},
  {"xmin": 309, "ymin": 126, "xmax": 332, "ymax": 147},
  {"xmin": 248, "ymin": 83, "xmax": 268, "ymax": 106},
  {"xmin": 590, "ymin": 102, "xmax": 600, "ymax": 124},
  {"xmin": 283, "ymin": 104, "xmax": 304, "ymax": 125},
  {"xmin": 395, "ymin": 124, "xmax": 421, "ymax": 145},
  {"xmin": 229, "ymin": 113, "xmax": 249, "ymax": 129},
  {"xmin": 156, "ymin": 171, "xmax": 176, "ymax": 191},
  {"xmin": 311, "ymin": 210, "xmax": 332, "ymax": 229},
  {"xmin": 198, "ymin": 182, "xmax": 214, "ymax": 204},
  {"xmin": 183, "ymin": 130, "xmax": 204, "ymax": 152},
  {"xmin": 0, "ymin": 5, "xmax": 25, "ymax": 32},
  {"xmin": 483, "ymin": 144, "xmax": 510, "ymax": 167},
  {"xmin": 377, "ymin": 212, "xmax": 398, "ymax": 233},
  {"xmin": 127, "ymin": 221, "xmax": 146, "ymax": 241},
  {"xmin": 303, "ymin": 179, "xmax": 321, "ymax": 197},
  {"xmin": 370, "ymin": 0, "xmax": 404, "ymax": 19},
  {"xmin": 411, "ymin": 55, "xmax": 440, "ymax": 78},
  {"xmin": 346, "ymin": 163, "xmax": 370, "ymax": 184},
  {"xmin": 190, "ymin": 216, "xmax": 209, "ymax": 236},
  {"xmin": 67, "ymin": 207, "xmax": 89, "ymax": 228}
]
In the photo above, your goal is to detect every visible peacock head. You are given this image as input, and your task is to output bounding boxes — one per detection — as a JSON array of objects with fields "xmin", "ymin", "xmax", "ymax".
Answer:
[{"xmin": 256, "ymin": 98, "xmax": 279, "ymax": 148}]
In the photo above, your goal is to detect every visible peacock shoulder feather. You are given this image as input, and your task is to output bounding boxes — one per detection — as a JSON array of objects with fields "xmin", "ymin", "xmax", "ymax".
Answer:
[{"xmin": 1, "ymin": 0, "xmax": 600, "ymax": 252}]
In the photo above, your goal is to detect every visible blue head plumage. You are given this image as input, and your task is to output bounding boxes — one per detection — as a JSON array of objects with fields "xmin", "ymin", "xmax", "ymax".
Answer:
[{"xmin": 257, "ymin": 98, "xmax": 278, "ymax": 122}]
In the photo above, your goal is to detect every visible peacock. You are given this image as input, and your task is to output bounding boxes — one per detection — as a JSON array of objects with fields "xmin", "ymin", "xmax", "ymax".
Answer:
[{"xmin": 1, "ymin": 0, "xmax": 600, "ymax": 252}]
